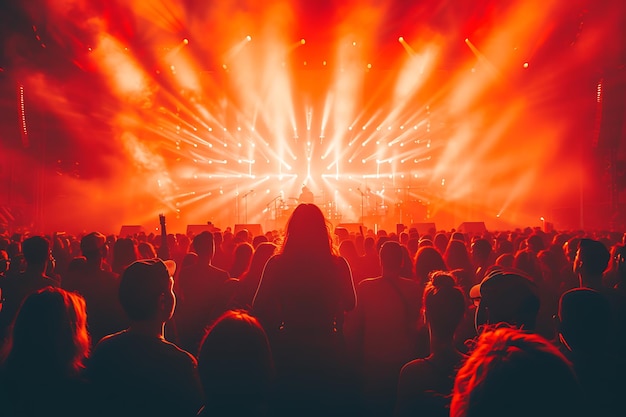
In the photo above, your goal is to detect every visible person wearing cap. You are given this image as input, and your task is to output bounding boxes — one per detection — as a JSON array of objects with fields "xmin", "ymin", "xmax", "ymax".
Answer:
[
  {"xmin": 63, "ymin": 232, "xmax": 127, "ymax": 347},
  {"xmin": 87, "ymin": 258, "xmax": 203, "ymax": 417},
  {"xmin": 471, "ymin": 266, "xmax": 540, "ymax": 333}
]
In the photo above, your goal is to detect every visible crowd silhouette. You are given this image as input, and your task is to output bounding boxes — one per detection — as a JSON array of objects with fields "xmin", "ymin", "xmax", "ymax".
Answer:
[{"xmin": 0, "ymin": 207, "xmax": 625, "ymax": 416}]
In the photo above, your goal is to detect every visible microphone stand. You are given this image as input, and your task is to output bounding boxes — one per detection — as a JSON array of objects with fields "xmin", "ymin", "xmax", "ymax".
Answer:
[
  {"xmin": 242, "ymin": 190, "xmax": 253, "ymax": 223},
  {"xmin": 357, "ymin": 187, "xmax": 365, "ymax": 224}
]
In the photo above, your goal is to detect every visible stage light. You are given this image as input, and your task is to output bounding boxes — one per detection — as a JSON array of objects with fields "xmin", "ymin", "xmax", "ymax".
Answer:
[
  {"xmin": 208, "ymin": 127, "xmax": 212, "ymax": 131},
  {"xmin": 301, "ymin": 39, "xmax": 306, "ymax": 45},
  {"xmin": 237, "ymin": 126, "xmax": 241, "ymax": 131},
  {"xmin": 323, "ymin": 61, "xmax": 327, "ymax": 66},
  {"xmin": 183, "ymin": 38, "xmax": 189, "ymax": 45},
  {"xmin": 362, "ymin": 159, "xmax": 366, "ymax": 163},
  {"xmin": 398, "ymin": 36, "xmax": 404, "ymax": 42},
  {"xmin": 523, "ymin": 62, "xmax": 529, "ymax": 69},
  {"xmin": 348, "ymin": 126, "xmax": 352, "ymax": 131},
  {"xmin": 352, "ymin": 41, "xmax": 357, "ymax": 46},
  {"xmin": 193, "ymin": 143, "xmax": 198, "ymax": 148},
  {"xmin": 246, "ymin": 35, "xmax": 252, "ymax": 41},
  {"xmin": 367, "ymin": 63, "xmax": 372, "ymax": 69}
]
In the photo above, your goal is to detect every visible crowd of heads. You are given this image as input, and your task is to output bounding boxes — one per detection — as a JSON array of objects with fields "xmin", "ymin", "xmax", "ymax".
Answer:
[{"xmin": 0, "ymin": 213, "xmax": 625, "ymax": 416}]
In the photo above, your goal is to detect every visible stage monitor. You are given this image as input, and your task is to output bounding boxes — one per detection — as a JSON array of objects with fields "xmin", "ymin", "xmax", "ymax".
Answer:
[
  {"xmin": 457, "ymin": 221, "xmax": 487, "ymax": 235},
  {"xmin": 119, "ymin": 225, "xmax": 144, "ymax": 237},
  {"xmin": 336, "ymin": 223, "xmax": 365, "ymax": 236}
]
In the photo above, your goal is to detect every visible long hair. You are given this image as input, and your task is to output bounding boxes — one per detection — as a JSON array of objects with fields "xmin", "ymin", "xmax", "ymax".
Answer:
[
  {"xmin": 2, "ymin": 287, "xmax": 90, "ymax": 378},
  {"xmin": 280, "ymin": 204, "xmax": 335, "ymax": 262}
]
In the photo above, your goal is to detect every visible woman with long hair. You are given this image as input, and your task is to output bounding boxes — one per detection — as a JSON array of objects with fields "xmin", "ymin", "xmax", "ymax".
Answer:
[
  {"xmin": 0, "ymin": 287, "xmax": 91, "ymax": 416},
  {"xmin": 252, "ymin": 203, "xmax": 356, "ymax": 416}
]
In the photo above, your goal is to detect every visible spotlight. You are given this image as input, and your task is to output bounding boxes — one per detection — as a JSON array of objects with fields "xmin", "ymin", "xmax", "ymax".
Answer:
[
  {"xmin": 352, "ymin": 41, "xmax": 357, "ymax": 46},
  {"xmin": 183, "ymin": 38, "xmax": 189, "ymax": 45},
  {"xmin": 301, "ymin": 38, "xmax": 306, "ymax": 45},
  {"xmin": 398, "ymin": 36, "xmax": 404, "ymax": 42},
  {"xmin": 246, "ymin": 35, "xmax": 252, "ymax": 41},
  {"xmin": 523, "ymin": 62, "xmax": 529, "ymax": 69}
]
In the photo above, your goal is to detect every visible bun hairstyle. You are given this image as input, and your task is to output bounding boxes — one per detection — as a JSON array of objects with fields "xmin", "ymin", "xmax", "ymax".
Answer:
[
  {"xmin": 424, "ymin": 271, "xmax": 466, "ymax": 338},
  {"xmin": 431, "ymin": 272, "xmax": 456, "ymax": 290}
]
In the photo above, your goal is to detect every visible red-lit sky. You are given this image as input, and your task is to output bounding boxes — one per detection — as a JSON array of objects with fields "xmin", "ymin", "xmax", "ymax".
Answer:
[{"xmin": 0, "ymin": 0, "xmax": 624, "ymax": 234}]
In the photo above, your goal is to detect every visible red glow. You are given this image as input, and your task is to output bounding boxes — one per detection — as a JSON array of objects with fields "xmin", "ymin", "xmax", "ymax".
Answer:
[{"xmin": 0, "ymin": 1, "xmax": 625, "ymax": 234}]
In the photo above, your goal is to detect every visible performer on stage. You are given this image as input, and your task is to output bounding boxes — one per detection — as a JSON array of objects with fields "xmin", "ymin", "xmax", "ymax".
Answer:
[{"xmin": 298, "ymin": 185, "xmax": 314, "ymax": 204}]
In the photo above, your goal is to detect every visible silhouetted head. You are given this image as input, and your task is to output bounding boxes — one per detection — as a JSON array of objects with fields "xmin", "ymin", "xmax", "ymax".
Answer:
[
  {"xmin": 252, "ymin": 234, "xmax": 268, "ymax": 248},
  {"xmin": 423, "ymin": 272, "xmax": 466, "ymax": 340},
  {"xmin": 471, "ymin": 266, "xmax": 540, "ymax": 332},
  {"xmin": 119, "ymin": 259, "xmax": 176, "ymax": 322},
  {"xmin": 433, "ymin": 233, "xmax": 449, "ymax": 255},
  {"xmin": 192, "ymin": 231, "xmax": 215, "ymax": 259},
  {"xmin": 338, "ymin": 239, "xmax": 359, "ymax": 262},
  {"xmin": 112, "ymin": 237, "xmax": 138, "ymax": 274},
  {"xmin": 414, "ymin": 246, "xmax": 447, "ymax": 284},
  {"xmin": 282, "ymin": 204, "xmax": 333, "ymax": 259},
  {"xmin": 80, "ymin": 232, "xmax": 107, "ymax": 261},
  {"xmin": 230, "ymin": 242, "xmax": 254, "ymax": 278},
  {"xmin": 471, "ymin": 238, "xmax": 492, "ymax": 266},
  {"xmin": 198, "ymin": 310, "xmax": 274, "ymax": 414},
  {"xmin": 444, "ymin": 239, "xmax": 472, "ymax": 271},
  {"xmin": 451, "ymin": 327, "xmax": 585, "ymax": 417},
  {"xmin": 22, "ymin": 236, "xmax": 50, "ymax": 267},
  {"xmin": 4, "ymin": 287, "xmax": 89, "ymax": 376},
  {"xmin": 574, "ymin": 238, "xmax": 610, "ymax": 278},
  {"xmin": 380, "ymin": 241, "xmax": 404, "ymax": 275},
  {"xmin": 137, "ymin": 241, "xmax": 157, "ymax": 260}
]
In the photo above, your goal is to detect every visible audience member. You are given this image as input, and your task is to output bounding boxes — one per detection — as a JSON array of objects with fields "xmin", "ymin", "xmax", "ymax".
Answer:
[
  {"xmin": 253, "ymin": 203, "xmax": 356, "ymax": 416},
  {"xmin": 557, "ymin": 288, "xmax": 626, "ymax": 417},
  {"xmin": 345, "ymin": 241, "xmax": 422, "ymax": 417},
  {"xmin": 0, "ymin": 235, "xmax": 59, "ymax": 342},
  {"xmin": 197, "ymin": 310, "xmax": 275, "ymax": 417},
  {"xmin": 87, "ymin": 258, "xmax": 203, "ymax": 417},
  {"xmin": 63, "ymin": 232, "xmax": 127, "ymax": 347},
  {"xmin": 110, "ymin": 237, "xmax": 138, "ymax": 275},
  {"xmin": 229, "ymin": 242, "xmax": 277, "ymax": 310},
  {"xmin": 229, "ymin": 242, "xmax": 253, "ymax": 279},
  {"xmin": 396, "ymin": 272, "xmax": 468, "ymax": 417},
  {"xmin": 0, "ymin": 287, "xmax": 91, "ymax": 416},
  {"xmin": 450, "ymin": 326, "xmax": 587, "ymax": 417},
  {"xmin": 471, "ymin": 266, "xmax": 540, "ymax": 333},
  {"xmin": 175, "ymin": 231, "xmax": 230, "ymax": 353}
]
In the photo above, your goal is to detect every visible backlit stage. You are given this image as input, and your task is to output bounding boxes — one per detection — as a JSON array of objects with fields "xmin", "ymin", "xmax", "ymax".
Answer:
[{"xmin": 0, "ymin": 1, "xmax": 624, "ymax": 235}]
